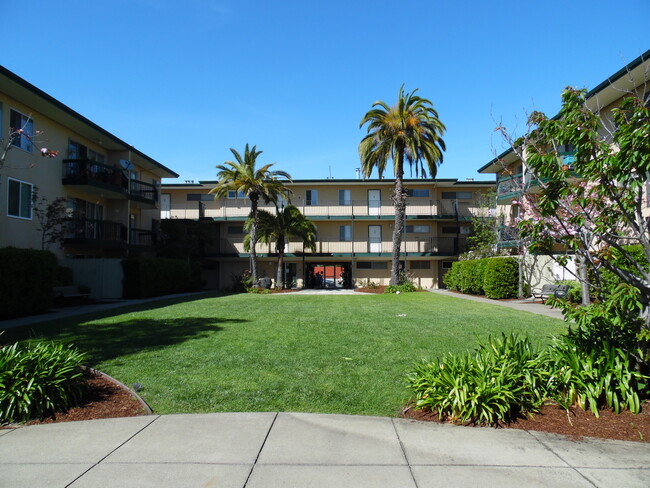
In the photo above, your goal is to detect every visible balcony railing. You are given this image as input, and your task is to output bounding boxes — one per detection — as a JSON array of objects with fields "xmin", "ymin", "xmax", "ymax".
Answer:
[
  {"xmin": 167, "ymin": 199, "xmax": 481, "ymax": 220},
  {"xmin": 498, "ymin": 225, "xmax": 520, "ymax": 247},
  {"xmin": 130, "ymin": 228, "xmax": 156, "ymax": 247},
  {"xmin": 214, "ymin": 236, "xmax": 467, "ymax": 256},
  {"xmin": 63, "ymin": 159, "xmax": 129, "ymax": 192},
  {"xmin": 497, "ymin": 174, "xmax": 523, "ymax": 198},
  {"xmin": 130, "ymin": 180, "xmax": 158, "ymax": 205},
  {"xmin": 64, "ymin": 218, "xmax": 127, "ymax": 244},
  {"xmin": 63, "ymin": 159, "xmax": 158, "ymax": 206}
]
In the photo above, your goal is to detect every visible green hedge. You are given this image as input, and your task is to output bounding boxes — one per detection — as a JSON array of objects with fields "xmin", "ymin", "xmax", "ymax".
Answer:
[
  {"xmin": 444, "ymin": 257, "xmax": 519, "ymax": 299},
  {"xmin": 0, "ymin": 248, "xmax": 58, "ymax": 320},
  {"xmin": 122, "ymin": 257, "xmax": 203, "ymax": 298},
  {"xmin": 483, "ymin": 257, "xmax": 519, "ymax": 299}
]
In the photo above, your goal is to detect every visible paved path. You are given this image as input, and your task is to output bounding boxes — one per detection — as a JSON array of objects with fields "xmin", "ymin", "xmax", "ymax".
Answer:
[
  {"xmin": 427, "ymin": 289, "xmax": 566, "ymax": 320},
  {"xmin": 1, "ymin": 412, "xmax": 648, "ymax": 487}
]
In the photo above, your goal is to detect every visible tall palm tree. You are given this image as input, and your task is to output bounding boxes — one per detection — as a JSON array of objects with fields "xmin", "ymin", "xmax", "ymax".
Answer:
[
  {"xmin": 210, "ymin": 144, "xmax": 292, "ymax": 282},
  {"xmin": 359, "ymin": 85, "xmax": 446, "ymax": 285},
  {"xmin": 244, "ymin": 205, "xmax": 316, "ymax": 289}
]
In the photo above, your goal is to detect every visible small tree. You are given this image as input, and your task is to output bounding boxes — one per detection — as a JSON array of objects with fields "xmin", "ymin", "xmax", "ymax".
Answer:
[
  {"xmin": 496, "ymin": 85, "xmax": 650, "ymax": 366},
  {"xmin": 31, "ymin": 188, "xmax": 68, "ymax": 251},
  {"xmin": 461, "ymin": 189, "xmax": 500, "ymax": 260}
]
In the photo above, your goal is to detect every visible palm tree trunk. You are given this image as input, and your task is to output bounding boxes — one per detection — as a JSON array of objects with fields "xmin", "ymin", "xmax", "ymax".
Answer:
[
  {"xmin": 391, "ymin": 155, "xmax": 406, "ymax": 285},
  {"xmin": 276, "ymin": 236, "xmax": 285, "ymax": 289},
  {"xmin": 249, "ymin": 195, "xmax": 259, "ymax": 282}
]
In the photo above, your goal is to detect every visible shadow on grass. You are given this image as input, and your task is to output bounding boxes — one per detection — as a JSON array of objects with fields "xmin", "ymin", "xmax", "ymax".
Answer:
[{"xmin": 2, "ymin": 316, "xmax": 246, "ymax": 365}]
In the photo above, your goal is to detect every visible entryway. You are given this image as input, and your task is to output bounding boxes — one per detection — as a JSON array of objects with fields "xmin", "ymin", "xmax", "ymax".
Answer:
[{"xmin": 305, "ymin": 263, "xmax": 352, "ymax": 289}]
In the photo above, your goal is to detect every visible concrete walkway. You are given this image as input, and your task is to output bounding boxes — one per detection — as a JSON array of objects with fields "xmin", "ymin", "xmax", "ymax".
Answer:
[
  {"xmin": 427, "ymin": 288, "xmax": 566, "ymax": 320},
  {"xmin": 1, "ymin": 412, "xmax": 648, "ymax": 487}
]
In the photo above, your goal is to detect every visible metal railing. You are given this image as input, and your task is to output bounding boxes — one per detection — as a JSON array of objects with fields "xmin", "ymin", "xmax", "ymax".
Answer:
[
  {"xmin": 498, "ymin": 225, "xmax": 520, "ymax": 244},
  {"xmin": 130, "ymin": 180, "xmax": 158, "ymax": 203},
  {"xmin": 214, "ymin": 236, "xmax": 467, "ymax": 256},
  {"xmin": 64, "ymin": 218, "xmax": 127, "ymax": 243},
  {"xmin": 166, "ymin": 199, "xmax": 482, "ymax": 220},
  {"xmin": 130, "ymin": 228, "xmax": 156, "ymax": 247},
  {"xmin": 63, "ymin": 159, "xmax": 129, "ymax": 191}
]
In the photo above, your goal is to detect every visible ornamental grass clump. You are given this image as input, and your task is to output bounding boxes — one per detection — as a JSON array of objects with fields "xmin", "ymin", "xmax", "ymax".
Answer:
[
  {"xmin": 0, "ymin": 341, "xmax": 88, "ymax": 424},
  {"xmin": 407, "ymin": 334, "xmax": 549, "ymax": 425}
]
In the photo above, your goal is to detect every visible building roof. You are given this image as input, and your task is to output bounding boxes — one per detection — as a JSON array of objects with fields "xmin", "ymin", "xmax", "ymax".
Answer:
[
  {"xmin": 477, "ymin": 49, "xmax": 650, "ymax": 175},
  {"xmin": 0, "ymin": 65, "xmax": 179, "ymax": 178}
]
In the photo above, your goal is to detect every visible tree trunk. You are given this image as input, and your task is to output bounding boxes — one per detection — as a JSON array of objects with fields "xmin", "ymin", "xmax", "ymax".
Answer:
[
  {"xmin": 249, "ymin": 195, "xmax": 259, "ymax": 282},
  {"xmin": 276, "ymin": 236, "xmax": 285, "ymax": 289},
  {"xmin": 578, "ymin": 254, "xmax": 591, "ymax": 306},
  {"xmin": 391, "ymin": 156, "xmax": 406, "ymax": 286}
]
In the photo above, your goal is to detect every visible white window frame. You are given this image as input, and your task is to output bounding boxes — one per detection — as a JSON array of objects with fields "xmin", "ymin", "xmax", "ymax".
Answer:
[
  {"xmin": 10, "ymin": 108, "xmax": 33, "ymax": 152},
  {"xmin": 306, "ymin": 189, "xmax": 318, "ymax": 206},
  {"xmin": 7, "ymin": 177, "xmax": 33, "ymax": 220}
]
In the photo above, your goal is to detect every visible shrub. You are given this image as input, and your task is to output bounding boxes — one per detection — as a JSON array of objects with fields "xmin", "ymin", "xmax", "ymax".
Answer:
[
  {"xmin": 0, "ymin": 342, "xmax": 88, "ymax": 424},
  {"xmin": 384, "ymin": 282, "xmax": 417, "ymax": 294},
  {"xmin": 442, "ymin": 262, "xmax": 460, "ymax": 290},
  {"xmin": 483, "ymin": 257, "xmax": 519, "ymax": 299},
  {"xmin": 0, "ymin": 248, "xmax": 58, "ymax": 319},
  {"xmin": 545, "ymin": 335, "xmax": 648, "ymax": 416},
  {"xmin": 407, "ymin": 334, "xmax": 549, "ymax": 425},
  {"xmin": 122, "ymin": 257, "xmax": 202, "ymax": 298},
  {"xmin": 56, "ymin": 266, "xmax": 74, "ymax": 286},
  {"xmin": 456, "ymin": 259, "xmax": 487, "ymax": 295}
]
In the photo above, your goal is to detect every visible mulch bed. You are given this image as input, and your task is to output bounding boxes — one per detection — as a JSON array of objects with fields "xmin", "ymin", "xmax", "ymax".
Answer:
[{"xmin": 401, "ymin": 401, "xmax": 650, "ymax": 443}]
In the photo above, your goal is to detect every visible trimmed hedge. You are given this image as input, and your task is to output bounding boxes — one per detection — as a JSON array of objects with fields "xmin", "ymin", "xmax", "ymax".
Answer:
[
  {"xmin": 444, "ymin": 257, "xmax": 519, "ymax": 299},
  {"xmin": 0, "ymin": 248, "xmax": 58, "ymax": 320},
  {"xmin": 122, "ymin": 257, "xmax": 202, "ymax": 298},
  {"xmin": 483, "ymin": 258, "xmax": 519, "ymax": 299}
]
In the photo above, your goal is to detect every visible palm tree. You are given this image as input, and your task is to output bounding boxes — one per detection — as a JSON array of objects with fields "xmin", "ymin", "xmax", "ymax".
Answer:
[
  {"xmin": 244, "ymin": 205, "xmax": 316, "ymax": 289},
  {"xmin": 359, "ymin": 85, "xmax": 446, "ymax": 285},
  {"xmin": 210, "ymin": 144, "xmax": 292, "ymax": 282}
]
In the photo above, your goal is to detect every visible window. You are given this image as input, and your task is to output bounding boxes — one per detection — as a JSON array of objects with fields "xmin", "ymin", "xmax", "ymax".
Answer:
[
  {"xmin": 442, "ymin": 261, "xmax": 454, "ymax": 269},
  {"xmin": 410, "ymin": 261, "xmax": 431, "ymax": 270},
  {"xmin": 406, "ymin": 225, "xmax": 430, "ymax": 233},
  {"xmin": 441, "ymin": 191, "xmax": 472, "ymax": 200},
  {"xmin": 407, "ymin": 189, "xmax": 430, "ymax": 197},
  {"xmin": 306, "ymin": 190, "xmax": 318, "ymax": 206},
  {"xmin": 338, "ymin": 189, "xmax": 351, "ymax": 205},
  {"xmin": 460, "ymin": 226, "xmax": 472, "ymax": 235},
  {"xmin": 227, "ymin": 190, "xmax": 246, "ymax": 199},
  {"xmin": 7, "ymin": 178, "xmax": 33, "ymax": 219},
  {"xmin": 187, "ymin": 193, "xmax": 214, "ymax": 201},
  {"xmin": 339, "ymin": 225, "xmax": 351, "ymax": 241},
  {"xmin": 227, "ymin": 225, "xmax": 244, "ymax": 235},
  {"xmin": 10, "ymin": 109, "xmax": 33, "ymax": 152},
  {"xmin": 356, "ymin": 261, "xmax": 388, "ymax": 269},
  {"xmin": 442, "ymin": 226, "xmax": 459, "ymax": 234}
]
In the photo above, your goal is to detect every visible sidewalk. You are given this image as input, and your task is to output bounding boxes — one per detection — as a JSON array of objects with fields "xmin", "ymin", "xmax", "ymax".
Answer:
[
  {"xmin": 427, "ymin": 289, "xmax": 565, "ymax": 320},
  {"xmin": 1, "ymin": 412, "xmax": 648, "ymax": 487}
]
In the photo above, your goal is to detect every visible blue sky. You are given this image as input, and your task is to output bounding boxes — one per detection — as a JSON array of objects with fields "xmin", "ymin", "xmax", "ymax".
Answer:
[{"xmin": 1, "ymin": 1, "xmax": 648, "ymax": 183}]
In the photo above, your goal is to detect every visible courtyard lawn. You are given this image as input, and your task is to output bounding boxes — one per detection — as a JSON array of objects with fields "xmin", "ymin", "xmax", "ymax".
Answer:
[{"xmin": 3, "ymin": 292, "xmax": 567, "ymax": 417}]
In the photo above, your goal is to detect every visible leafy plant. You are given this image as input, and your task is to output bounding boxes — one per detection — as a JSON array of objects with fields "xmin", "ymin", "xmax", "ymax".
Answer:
[
  {"xmin": 385, "ymin": 282, "xmax": 417, "ymax": 294},
  {"xmin": 407, "ymin": 334, "xmax": 548, "ymax": 425},
  {"xmin": 544, "ymin": 335, "xmax": 648, "ymax": 416},
  {"xmin": 0, "ymin": 342, "xmax": 88, "ymax": 424},
  {"xmin": 483, "ymin": 257, "xmax": 519, "ymax": 299}
]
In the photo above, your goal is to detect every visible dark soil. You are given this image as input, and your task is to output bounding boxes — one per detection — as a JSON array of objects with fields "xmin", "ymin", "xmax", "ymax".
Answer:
[{"xmin": 401, "ymin": 401, "xmax": 650, "ymax": 443}]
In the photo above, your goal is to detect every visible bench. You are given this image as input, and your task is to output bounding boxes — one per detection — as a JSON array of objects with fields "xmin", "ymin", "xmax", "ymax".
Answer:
[
  {"xmin": 53, "ymin": 286, "xmax": 90, "ymax": 301},
  {"xmin": 531, "ymin": 284, "xmax": 570, "ymax": 302}
]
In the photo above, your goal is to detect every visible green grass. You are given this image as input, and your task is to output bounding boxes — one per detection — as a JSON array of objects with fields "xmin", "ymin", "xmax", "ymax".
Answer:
[{"xmin": 2, "ymin": 292, "xmax": 567, "ymax": 417}]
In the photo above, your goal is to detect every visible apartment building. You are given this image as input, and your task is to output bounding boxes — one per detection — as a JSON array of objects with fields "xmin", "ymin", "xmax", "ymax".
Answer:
[
  {"xmin": 0, "ymin": 66, "xmax": 178, "ymax": 297},
  {"xmin": 477, "ymin": 49, "xmax": 650, "ymax": 283},
  {"xmin": 161, "ymin": 178, "xmax": 494, "ymax": 289}
]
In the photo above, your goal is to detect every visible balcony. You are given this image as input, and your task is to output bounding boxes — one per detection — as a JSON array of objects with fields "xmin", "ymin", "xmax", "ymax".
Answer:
[
  {"xmin": 129, "ymin": 180, "xmax": 158, "ymax": 208},
  {"xmin": 497, "ymin": 174, "xmax": 523, "ymax": 202},
  {"xmin": 497, "ymin": 225, "xmax": 520, "ymax": 248},
  {"xmin": 166, "ymin": 199, "xmax": 481, "ymax": 221},
  {"xmin": 213, "ymin": 236, "xmax": 467, "ymax": 257},
  {"xmin": 62, "ymin": 159, "xmax": 158, "ymax": 207},
  {"xmin": 63, "ymin": 159, "xmax": 129, "ymax": 199},
  {"xmin": 64, "ymin": 218, "xmax": 127, "ymax": 247},
  {"xmin": 130, "ymin": 228, "xmax": 157, "ymax": 248}
]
